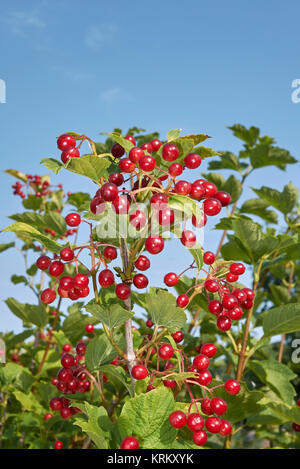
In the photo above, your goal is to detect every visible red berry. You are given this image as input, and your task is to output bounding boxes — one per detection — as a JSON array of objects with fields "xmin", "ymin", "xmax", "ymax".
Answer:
[
  {"xmin": 98, "ymin": 269, "xmax": 115, "ymax": 288},
  {"xmin": 219, "ymin": 419, "xmax": 232, "ymax": 436},
  {"xmin": 50, "ymin": 397, "xmax": 62, "ymax": 411},
  {"xmin": 193, "ymin": 354, "xmax": 210, "ymax": 371},
  {"xmin": 125, "ymin": 135, "xmax": 136, "ymax": 145},
  {"xmin": 226, "ymin": 272, "xmax": 239, "ymax": 282},
  {"xmin": 197, "ymin": 369, "xmax": 212, "ymax": 385},
  {"xmin": 215, "ymin": 191, "xmax": 232, "ymax": 207},
  {"xmin": 187, "ymin": 413, "xmax": 204, "ymax": 432},
  {"xmin": 193, "ymin": 430, "xmax": 207, "ymax": 446},
  {"xmin": 111, "ymin": 143, "xmax": 125, "ymax": 158},
  {"xmin": 229, "ymin": 306, "xmax": 243, "ymax": 320},
  {"xmin": 158, "ymin": 344, "xmax": 174, "ymax": 360},
  {"xmin": 202, "ymin": 181, "xmax": 218, "ymax": 198},
  {"xmin": 85, "ymin": 324, "xmax": 94, "ymax": 333},
  {"xmin": 189, "ymin": 182, "xmax": 205, "ymax": 200},
  {"xmin": 230, "ymin": 263, "xmax": 245, "ymax": 275},
  {"xmin": 61, "ymin": 353, "xmax": 75, "ymax": 368},
  {"xmin": 100, "ymin": 182, "xmax": 118, "ymax": 202},
  {"xmin": 169, "ymin": 411, "xmax": 187, "ymax": 429},
  {"xmin": 203, "ymin": 251, "xmax": 215, "ymax": 265},
  {"xmin": 150, "ymin": 193, "xmax": 168, "ymax": 208},
  {"xmin": 184, "ymin": 153, "xmax": 202, "ymax": 169},
  {"xmin": 60, "ymin": 248, "xmax": 74, "ymax": 262},
  {"xmin": 57, "ymin": 134, "xmax": 76, "ymax": 151},
  {"xmin": 162, "ymin": 143, "xmax": 179, "ymax": 162},
  {"xmin": 131, "ymin": 365, "xmax": 148, "ymax": 380},
  {"xmin": 115, "ymin": 283, "xmax": 131, "ymax": 300},
  {"xmin": 176, "ymin": 294, "xmax": 189, "ymax": 308},
  {"xmin": 242, "ymin": 288, "xmax": 255, "ymax": 300},
  {"xmin": 203, "ymin": 198, "xmax": 222, "ymax": 216},
  {"xmin": 217, "ymin": 315, "xmax": 232, "ymax": 331},
  {"xmin": 169, "ymin": 162, "xmax": 183, "ymax": 177},
  {"xmin": 210, "ymin": 397, "xmax": 227, "ymax": 416},
  {"xmin": 140, "ymin": 142, "xmax": 153, "ymax": 154},
  {"xmin": 158, "ymin": 207, "xmax": 175, "ymax": 226},
  {"xmin": 58, "ymin": 368, "xmax": 73, "ymax": 383},
  {"xmin": 163, "ymin": 379, "xmax": 176, "ymax": 389},
  {"xmin": 145, "ymin": 235, "xmax": 164, "ymax": 254},
  {"xmin": 222, "ymin": 294, "xmax": 238, "ymax": 310},
  {"xmin": 133, "ymin": 273, "xmax": 148, "ymax": 289},
  {"xmin": 181, "ymin": 230, "xmax": 196, "ymax": 248},
  {"xmin": 112, "ymin": 195, "xmax": 130, "ymax": 214},
  {"xmin": 241, "ymin": 299, "xmax": 253, "ymax": 310},
  {"xmin": 76, "ymin": 342, "xmax": 87, "ymax": 355},
  {"xmin": 139, "ymin": 155, "xmax": 156, "ymax": 172},
  {"xmin": 41, "ymin": 289, "xmax": 56, "ymax": 304},
  {"xmin": 44, "ymin": 413, "xmax": 53, "ymax": 421},
  {"xmin": 164, "ymin": 272, "xmax": 178, "ymax": 287},
  {"xmin": 62, "ymin": 344, "xmax": 71, "ymax": 353},
  {"xmin": 129, "ymin": 210, "xmax": 147, "ymax": 229},
  {"xmin": 201, "ymin": 398, "xmax": 213, "ymax": 416},
  {"xmin": 175, "ymin": 180, "xmax": 191, "ymax": 196},
  {"xmin": 292, "ymin": 423, "xmax": 300, "ymax": 432},
  {"xmin": 150, "ymin": 139, "xmax": 162, "ymax": 152},
  {"xmin": 121, "ymin": 436, "xmax": 139, "ymax": 449},
  {"xmin": 134, "ymin": 255, "xmax": 150, "ymax": 271},
  {"xmin": 73, "ymin": 274, "xmax": 89, "ymax": 289},
  {"xmin": 36, "ymin": 255, "xmax": 51, "ymax": 270},
  {"xmin": 119, "ymin": 158, "xmax": 136, "ymax": 173},
  {"xmin": 208, "ymin": 300, "xmax": 223, "ymax": 315},
  {"xmin": 225, "ymin": 379, "xmax": 240, "ymax": 395},
  {"xmin": 65, "ymin": 213, "xmax": 81, "ymax": 227},
  {"xmin": 109, "ymin": 172, "xmax": 124, "ymax": 186},
  {"xmin": 205, "ymin": 416, "xmax": 221, "ymax": 433},
  {"xmin": 49, "ymin": 261, "xmax": 64, "ymax": 277},
  {"xmin": 61, "ymin": 147, "xmax": 80, "ymax": 163},
  {"xmin": 192, "ymin": 213, "xmax": 207, "ymax": 227},
  {"xmin": 232, "ymin": 289, "xmax": 247, "ymax": 304},
  {"xmin": 200, "ymin": 343, "xmax": 217, "ymax": 358},
  {"xmin": 128, "ymin": 147, "xmax": 144, "ymax": 163},
  {"xmin": 103, "ymin": 246, "xmax": 117, "ymax": 260},
  {"xmin": 205, "ymin": 279, "xmax": 219, "ymax": 293},
  {"xmin": 90, "ymin": 196, "xmax": 106, "ymax": 215},
  {"xmin": 60, "ymin": 407, "xmax": 72, "ymax": 419},
  {"xmin": 172, "ymin": 330, "xmax": 184, "ymax": 343},
  {"xmin": 146, "ymin": 319, "xmax": 153, "ymax": 328}
]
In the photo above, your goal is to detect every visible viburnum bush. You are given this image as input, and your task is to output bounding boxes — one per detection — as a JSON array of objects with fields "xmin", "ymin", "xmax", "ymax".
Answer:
[{"xmin": 1, "ymin": 125, "xmax": 300, "ymax": 449}]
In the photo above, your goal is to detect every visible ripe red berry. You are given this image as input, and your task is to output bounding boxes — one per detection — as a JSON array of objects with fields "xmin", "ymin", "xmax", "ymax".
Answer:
[
  {"xmin": 226, "ymin": 272, "xmax": 239, "ymax": 282},
  {"xmin": 76, "ymin": 342, "xmax": 87, "ymax": 355},
  {"xmin": 187, "ymin": 413, "xmax": 204, "ymax": 432},
  {"xmin": 146, "ymin": 319, "xmax": 153, "ymax": 328},
  {"xmin": 140, "ymin": 142, "xmax": 153, "ymax": 154},
  {"xmin": 200, "ymin": 343, "xmax": 217, "ymax": 358},
  {"xmin": 100, "ymin": 182, "xmax": 118, "ymax": 202},
  {"xmin": 61, "ymin": 353, "xmax": 75, "ymax": 368},
  {"xmin": 134, "ymin": 255, "xmax": 150, "ymax": 271},
  {"xmin": 208, "ymin": 300, "xmax": 223, "ymax": 315},
  {"xmin": 44, "ymin": 413, "xmax": 53, "ymax": 421},
  {"xmin": 217, "ymin": 315, "xmax": 232, "ymax": 331},
  {"xmin": 119, "ymin": 158, "xmax": 136, "ymax": 173},
  {"xmin": 203, "ymin": 198, "xmax": 222, "ymax": 216},
  {"xmin": 90, "ymin": 196, "xmax": 106, "ymax": 215},
  {"xmin": 225, "ymin": 379, "xmax": 241, "ymax": 395},
  {"xmin": 189, "ymin": 182, "xmax": 205, "ymax": 200},
  {"xmin": 175, "ymin": 180, "xmax": 192, "ymax": 195},
  {"xmin": 158, "ymin": 344, "xmax": 174, "ymax": 360},
  {"xmin": 60, "ymin": 407, "xmax": 72, "ymax": 419},
  {"xmin": 176, "ymin": 294, "xmax": 189, "ymax": 308},
  {"xmin": 115, "ymin": 283, "xmax": 131, "ymax": 300},
  {"xmin": 230, "ymin": 263, "xmax": 245, "ymax": 275},
  {"xmin": 68, "ymin": 288, "xmax": 80, "ymax": 301},
  {"xmin": 242, "ymin": 288, "xmax": 255, "ymax": 300},
  {"xmin": 222, "ymin": 294, "xmax": 238, "ymax": 310},
  {"xmin": 131, "ymin": 364, "xmax": 148, "ymax": 380},
  {"xmin": 172, "ymin": 330, "xmax": 184, "ymax": 343},
  {"xmin": 219, "ymin": 419, "xmax": 232, "ymax": 436},
  {"xmin": 128, "ymin": 147, "xmax": 144, "ymax": 163},
  {"xmin": 232, "ymin": 289, "xmax": 247, "ymax": 304},
  {"xmin": 215, "ymin": 191, "xmax": 232, "ymax": 207},
  {"xmin": 202, "ymin": 181, "xmax": 218, "ymax": 198},
  {"xmin": 164, "ymin": 272, "xmax": 178, "ymax": 287},
  {"xmin": 292, "ymin": 423, "xmax": 300, "ymax": 432},
  {"xmin": 205, "ymin": 416, "xmax": 222, "ymax": 433},
  {"xmin": 58, "ymin": 368, "xmax": 73, "ymax": 383},
  {"xmin": 139, "ymin": 155, "xmax": 156, "ymax": 172},
  {"xmin": 50, "ymin": 397, "xmax": 62, "ymax": 411},
  {"xmin": 162, "ymin": 143, "xmax": 179, "ymax": 162},
  {"xmin": 121, "ymin": 436, "xmax": 140, "ymax": 449},
  {"xmin": 112, "ymin": 195, "xmax": 131, "ymax": 214},
  {"xmin": 98, "ymin": 269, "xmax": 115, "ymax": 288},
  {"xmin": 150, "ymin": 139, "xmax": 162, "ymax": 152},
  {"xmin": 169, "ymin": 411, "xmax": 187, "ymax": 429},
  {"xmin": 73, "ymin": 274, "xmax": 89, "ymax": 290},
  {"xmin": 111, "ymin": 143, "xmax": 125, "ymax": 158},
  {"xmin": 192, "ymin": 213, "xmax": 207, "ymax": 228},
  {"xmin": 133, "ymin": 273, "xmax": 148, "ymax": 289},
  {"xmin": 54, "ymin": 440, "xmax": 63, "ymax": 449},
  {"xmin": 61, "ymin": 147, "xmax": 80, "ymax": 163},
  {"xmin": 180, "ymin": 230, "xmax": 196, "ymax": 248},
  {"xmin": 60, "ymin": 248, "xmax": 74, "ymax": 262},
  {"xmin": 41, "ymin": 289, "xmax": 56, "ymax": 304},
  {"xmin": 125, "ymin": 135, "xmax": 136, "ymax": 146},
  {"xmin": 49, "ymin": 261, "xmax": 64, "ymax": 277},
  {"xmin": 193, "ymin": 430, "xmax": 207, "ymax": 446},
  {"xmin": 193, "ymin": 354, "xmax": 210, "ymax": 371},
  {"xmin": 158, "ymin": 207, "xmax": 175, "ymax": 226},
  {"xmin": 241, "ymin": 299, "xmax": 253, "ymax": 310},
  {"xmin": 129, "ymin": 210, "xmax": 147, "ymax": 229},
  {"xmin": 145, "ymin": 235, "xmax": 164, "ymax": 254},
  {"xmin": 201, "ymin": 398, "xmax": 213, "ymax": 416},
  {"xmin": 57, "ymin": 134, "xmax": 76, "ymax": 151},
  {"xmin": 169, "ymin": 162, "xmax": 183, "ymax": 177},
  {"xmin": 36, "ymin": 255, "xmax": 51, "ymax": 270},
  {"xmin": 203, "ymin": 251, "xmax": 215, "ymax": 265},
  {"xmin": 205, "ymin": 279, "xmax": 219, "ymax": 293},
  {"xmin": 197, "ymin": 369, "xmax": 212, "ymax": 385},
  {"xmin": 229, "ymin": 306, "xmax": 243, "ymax": 320},
  {"xmin": 62, "ymin": 344, "xmax": 71, "ymax": 353},
  {"xmin": 150, "ymin": 192, "xmax": 168, "ymax": 208},
  {"xmin": 85, "ymin": 324, "xmax": 94, "ymax": 333},
  {"xmin": 108, "ymin": 172, "xmax": 124, "ymax": 186},
  {"xmin": 184, "ymin": 153, "xmax": 202, "ymax": 169},
  {"xmin": 210, "ymin": 397, "xmax": 227, "ymax": 416},
  {"xmin": 103, "ymin": 246, "xmax": 117, "ymax": 260},
  {"xmin": 163, "ymin": 379, "xmax": 176, "ymax": 389},
  {"xmin": 65, "ymin": 213, "xmax": 81, "ymax": 227}
]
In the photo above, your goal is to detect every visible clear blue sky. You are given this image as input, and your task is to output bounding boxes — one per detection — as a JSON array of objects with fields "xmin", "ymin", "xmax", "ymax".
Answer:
[{"xmin": 1, "ymin": 0, "xmax": 300, "ymax": 332}]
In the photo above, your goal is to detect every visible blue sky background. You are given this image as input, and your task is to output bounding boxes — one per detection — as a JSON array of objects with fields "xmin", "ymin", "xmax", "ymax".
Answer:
[{"xmin": 1, "ymin": 0, "xmax": 300, "ymax": 333}]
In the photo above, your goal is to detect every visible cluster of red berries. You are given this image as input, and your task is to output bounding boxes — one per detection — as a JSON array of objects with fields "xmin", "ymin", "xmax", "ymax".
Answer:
[{"xmin": 57, "ymin": 134, "xmax": 80, "ymax": 163}]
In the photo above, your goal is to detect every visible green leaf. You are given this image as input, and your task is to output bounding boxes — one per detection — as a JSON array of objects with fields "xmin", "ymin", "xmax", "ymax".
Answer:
[
  {"xmin": 222, "ymin": 175, "xmax": 243, "ymax": 203},
  {"xmin": 13, "ymin": 391, "xmax": 44, "ymax": 415},
  {"xmin": 268, "ymin": 284, "xmax": 290, "ymax": 306},
  {"xmin": 62, "ymin": 305, "xmax": 93, "ymax": 342},
  {"xmin": 143, "ymin": 288, "xmax": 187, "ymax": 333},
  {"xmin": 73, "ymin": 403, "xmax": 113, "ymax": 449},
  {"xmin": 5, "ymin": 329, "xmax": 34, "ymax": 349},
  {"xmin": 22, "ymin": 195, "xmax": 42, "ymax": 210},
  {"xmin": 85, "ymin": 302, "xmax": 132, "ymax": 329},
  {"xmin": 167, "ymin": 129, "xmax": 182, "ymax": 141},
  {"xmin": 250, "ymin": 145, "xmax": 297, "ymax": 170},
  {"xmin": 208, "ymin": 151, "xmax": 241, "ymax": 171},
  {"xmin": 85, "ymin": 334, "xmax": 117, "ymax": 372},
  {"xmin": 263, "ymin": 303, "xmax": 300, "ymax": 336},
  {"xmin": 67, "ymin": 192, "xmax": 91, "ymax": 210},
  {"xmin": 228, "ymin": 124, "xmax": 260, "ymax": 147},
  {"xmin": 117, "ymin": 387, "xmax": 176, "ymax": 449},
  {"xmin": 3, "ymin": 222, "xmax": 64, "ymax": 253},
  {"xmin": 5, "ymin": 298, "xmax": 48, "ymax": 327},
  {"xmin": 239, "ymin": 198, "xmax": 278, "ymax": 224},
  {"xmin": 0, "ymin": 242, "xmax": 15, "ymax": 253},
  {"xmin": 264, "ymin": 401, "xmax": 300, "ymax": 425},
  {"xmin": 221, "ymin": 235, "xmax": 253, "ymax": 264},
  {"xmin": 65, "ymin": 154, "xmax": 111, "ymax": 183},
  {"xmin": 247, "ymin": 360, "xmax": 296, "ymax": 405},
  {"xmin": 11, "ymin": 274, "xmax": 28, "ymax": 285},
  {"xmin": 0, "ymin": 363, "xmax": 34, "ymax": 393},
  {"xmin": 40, "ymin": 158, "xmax": 64, "ymax": 175},
  {"xmin": 99, "ymin": 365, "xmax": 133, "ymax": 397},
  {"xmin": 102, "ymin": 132, "xmax": 134, "ymax": 152},
  {"xmin": 10, "ymin": 211, "xmax": 67, "ymax": 237},
  {"xmin": 252, "ymin": 182, "xmax": 299, "ymax": 215}
]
